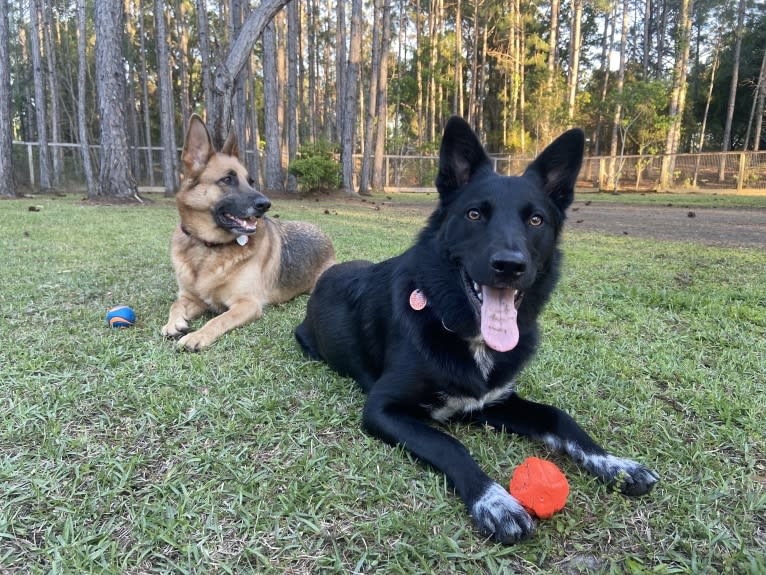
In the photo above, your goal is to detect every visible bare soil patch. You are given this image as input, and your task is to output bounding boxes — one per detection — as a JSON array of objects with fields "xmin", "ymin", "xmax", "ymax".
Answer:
[
  {"xmin": 286, "ymin": 190, "xmax": 766, "ymax": 250},
  {"xmin": 566, "ymin": 201, "xmax": 766, "ymax": 249}
]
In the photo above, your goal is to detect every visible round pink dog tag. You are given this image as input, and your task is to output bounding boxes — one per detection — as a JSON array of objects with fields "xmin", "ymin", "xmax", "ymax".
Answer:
[{"xmin": 409, "ymin": 289, "xmax": 427, "ymax": 311}]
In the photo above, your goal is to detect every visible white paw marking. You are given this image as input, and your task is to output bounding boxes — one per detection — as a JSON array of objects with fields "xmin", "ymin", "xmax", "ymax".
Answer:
[
  {"xmin": 542, "ymin": 435, "xmax": 659, "ymax": 494},
  {"xmin": 470, "ymin": 482, "xmax": 534, "ymax": 544}
]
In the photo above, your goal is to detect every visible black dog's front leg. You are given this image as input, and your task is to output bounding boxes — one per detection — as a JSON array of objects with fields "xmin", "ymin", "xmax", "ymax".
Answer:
[
  {"xmin": 363, "ymin": 384, "xmax": 534, "ymax": 544},
  {"xmin": 475, "ymin": 393, "xmax": 659, "ymax": 495}
]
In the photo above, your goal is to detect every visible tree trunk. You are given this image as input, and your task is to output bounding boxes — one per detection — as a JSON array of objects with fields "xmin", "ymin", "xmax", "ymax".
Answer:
[
  {"xmin": 372, "ymin": 2, "xmax": 392, "ymax": 192},
  {"xmin": 660, "ymin": 0, "xmax": 694, "ymax": 190},
  {"xmin": 322, "ymin": 3, "xmax": 332, "ymax": 140},
  {"xmin": 176, "ymin": 0, "xmax": 191, "ymax": 123},
  {"xmin": 17, "ymin": 25, "xmax": 32, "ymax": 141},
  {"xmin": 154, "ymin": 0, "xmax": 179, "ymax": 196},
  {"xmin": 196, "ymin": 0, "xmax": 213, "ymax": 112},
  {"xmin": 566, "ymin": 0, "xmax": 582, "ymax": 123},
  {"xmin": 642, "ymin": 0, "xmax": 651, "ymax": 79},
  {"xmin": 359, "ymin": 0, "xmax": 382, "ymax": 195},
  {"xmin": 137, "ymin": 0, "xmax": 154, "ymax": 187},
  {"xmin": 692, "ymin": 31, "xmax": 720, "ymax": 186},
  {"xmin": 427, "ymin": 0, "xmax": 440, "ymax": 141},
  {"xmin": 468, "ymin": 0, "xmax": 479, "ymax": 127},
  {"xmin": 29, "ymin": 0, "xmax": 51, "ymax": 191},
  {"xmin": 415, "ymin": 1, "xmax": 422, "ymax": 147},
  {"xmin": 231, "ymin": 0, "xmax": 248, "ymax": 155},
  {"xmin": 276, "ymin": 13, "xmax": 287, "ymax": 177},
  {"xmin": 334, "ymin": 0, "xmax": 345, "ymax": 144},
  {"xmin": 743, "ymin": 40, "xmax": 766, "ymax": 151},
  {"xmin": 393, "ymin": 0, "xmax": 405, "ymax": 147},
  {"xmin": 287, "ymin": 0, "xmax": 298, "ymax": 164},
  {"xmin": 752, "ymin": 39, "xmax": 766, "ymax": 151},
  {"xmin": 306, "ymin": 1, "xmax": 316, "ymax": 141},
  {"xmin": 94, "ymin": 0, "xmax": 139, "ymax": 200},
  {"xmin": 476, "ymin": 10, "xmax": 488, "ymax": 136},
  {"xmin": 126, "ymin": 61, "xmax": 141, "ymax": 180},
  {"xmin": 594, "ymin": 6, "xmax": 614, "ymax": 158},
  {"xmin": 262, "ymin": 20, "xmax": 283, "ymax": 193},
  {"xmin": 607, "ymin": 0, "xmax": 628, "ymax": 191},
  {"xmin": 341, "ymin": 0, "xmax": 362, "ymax": 194},
  {"xmin": 546, "ymin": 0, "xmax": 559, "ymax": 92},
  {"xmin": 655, "ymin": 0, "xmax": 668, "ymax": 77},
  {"xmin": 75, "ymin": 0, "xmax": 95, "ymax": 197},
  {"xmin": 518, "ymin": 0, "xmax": 526, "ymax": 154},
  {"xmin": 721, "ymin": 0, "xmax": 746, "ymax": 161},
  {"xmin": 42, "ymin": 0, "xmax": 61, "ymax": 186},
  {"xmin": 248, "ymin": 69, "xmax": 262, "ymax": 188},
  {"xmin": 454, "ymin": 0, "xmax": 463, "ymax": 116},
  {"xmin": 0, "ymin": 0, "xmax": 16, "ymax": 197}
]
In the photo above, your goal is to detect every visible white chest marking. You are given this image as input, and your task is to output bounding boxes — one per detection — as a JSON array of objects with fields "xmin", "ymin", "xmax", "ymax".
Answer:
[
  {"xmin": 429, "ymin": 379, "xmax": 516, "ymax": 423},
  {"xmin": 470, "ymin": 336, "xmax": 494, "ymax": 380}
]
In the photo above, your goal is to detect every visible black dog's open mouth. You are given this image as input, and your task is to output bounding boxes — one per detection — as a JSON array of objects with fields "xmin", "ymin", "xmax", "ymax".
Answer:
[{"xmin": 462, "ymin": 270, "xmax": 524, "ymax": 352}]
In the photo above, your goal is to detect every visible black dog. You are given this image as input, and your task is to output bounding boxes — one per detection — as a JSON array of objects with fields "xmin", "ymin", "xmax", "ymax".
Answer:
[{"xmin": 295, "ymin": 117, "xmax": 658, "ymax": 543}]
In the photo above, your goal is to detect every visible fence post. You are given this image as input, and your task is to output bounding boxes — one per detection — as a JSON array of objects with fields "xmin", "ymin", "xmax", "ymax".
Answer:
[
  {"xmin": 737, "ymin": 152, "xmax": 746, "ymax": 193},
  {"xmin": 27, "ymin": 143, "xmax": 35, "ymax": 187},
  {"xmin": 598, "ymin": 157, "xmax": 606, "ymax": 189}
]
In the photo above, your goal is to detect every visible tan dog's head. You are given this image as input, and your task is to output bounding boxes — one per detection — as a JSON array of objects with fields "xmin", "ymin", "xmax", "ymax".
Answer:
[{"xmin": 176, "ymin": 114, "xmax": 271, "ymax": 244}]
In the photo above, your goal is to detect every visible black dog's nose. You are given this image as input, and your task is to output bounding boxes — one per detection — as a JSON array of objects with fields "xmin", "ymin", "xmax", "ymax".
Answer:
[{"xmin": 490, "ymin": 250, "xmax": 527, "ymax": 277}]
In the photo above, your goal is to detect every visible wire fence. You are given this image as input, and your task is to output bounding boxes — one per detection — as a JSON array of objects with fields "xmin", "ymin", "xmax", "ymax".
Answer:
[
  {"xmin": 381, "ymin": 152, "xmax": 766, "ymax": 194},
  {"xmin": 12, "ymin": 141, "xmax": 766, "ymax": 194}
]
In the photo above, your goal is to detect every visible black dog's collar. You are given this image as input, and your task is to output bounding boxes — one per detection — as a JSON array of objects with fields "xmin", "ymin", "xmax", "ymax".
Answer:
[{"xmin": 179, "ymin": 224, "xmax": 250, "ymax": 248}]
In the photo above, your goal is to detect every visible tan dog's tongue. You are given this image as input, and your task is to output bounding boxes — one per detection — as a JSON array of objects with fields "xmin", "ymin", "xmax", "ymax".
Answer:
[{"xmin": 480, "ymin": 286, "xmax": 519, "ymax": 352}]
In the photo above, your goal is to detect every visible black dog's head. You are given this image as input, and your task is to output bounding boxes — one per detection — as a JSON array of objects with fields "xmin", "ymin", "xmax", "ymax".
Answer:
[{"xmin": 429, "ymin": 117, "xmax": 584, "ymax": 352}]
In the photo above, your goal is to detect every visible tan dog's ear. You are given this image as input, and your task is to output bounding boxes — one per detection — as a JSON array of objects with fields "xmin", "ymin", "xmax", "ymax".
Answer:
[
  {"xmin": 182, "ymin": 115, "xmax": 213, "ymax": 175},
  {"xmin": 221, "ymin": 127, "xmax": 240, "ymax": 159}
]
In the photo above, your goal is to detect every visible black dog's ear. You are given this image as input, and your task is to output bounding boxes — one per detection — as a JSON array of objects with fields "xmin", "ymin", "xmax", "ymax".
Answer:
[
  {"xmin": 524, "ymin": 128, "xmax": 584, "ymax": 212},
  {"xmin": 435, "ymin": 116, "xmax": 492, "ymax": 200}
]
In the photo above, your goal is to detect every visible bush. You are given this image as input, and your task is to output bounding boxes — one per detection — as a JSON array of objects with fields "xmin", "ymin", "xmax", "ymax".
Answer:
[{"xmin": 288, "ymin": 141, "xmax": 341, "ymax": 192}]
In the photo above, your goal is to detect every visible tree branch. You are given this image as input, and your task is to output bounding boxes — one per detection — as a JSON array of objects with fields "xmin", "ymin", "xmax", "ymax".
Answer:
[{"xmin": 208, "ymin": 0, "xmax": 290, "ymax": 148}]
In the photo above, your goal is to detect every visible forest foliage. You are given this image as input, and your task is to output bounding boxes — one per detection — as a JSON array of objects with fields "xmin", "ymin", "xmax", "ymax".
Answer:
[{"xmin": 1, "ymin": 0, "xmax": 765, "ymax": 197}]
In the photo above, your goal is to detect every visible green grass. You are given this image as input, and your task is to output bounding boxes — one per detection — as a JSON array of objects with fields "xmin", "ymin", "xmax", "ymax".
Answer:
[{"xmin": 0, "ymin": 194, "xmax": 764, "ymax": 574}]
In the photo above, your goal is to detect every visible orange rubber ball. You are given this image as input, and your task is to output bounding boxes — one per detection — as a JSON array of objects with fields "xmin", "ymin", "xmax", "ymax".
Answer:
[{"xmin": 509, "ymin": 457, "xmax": 569, "ymax": 519}]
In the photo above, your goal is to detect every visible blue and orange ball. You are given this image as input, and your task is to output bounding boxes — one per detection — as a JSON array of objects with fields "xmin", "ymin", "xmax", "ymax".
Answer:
[{"xmin": 106, "ymin": 305, "xmax": 136, "ymax": 328}]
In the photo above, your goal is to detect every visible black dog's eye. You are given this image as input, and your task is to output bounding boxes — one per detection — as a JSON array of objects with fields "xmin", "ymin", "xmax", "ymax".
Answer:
[
  {"xmin": 466, "ymin": 208, "xmax": 481, "ymax": 221},
  {"xmin": 528, "ymin": 214, "xmax": 543, "ymax": 227}
]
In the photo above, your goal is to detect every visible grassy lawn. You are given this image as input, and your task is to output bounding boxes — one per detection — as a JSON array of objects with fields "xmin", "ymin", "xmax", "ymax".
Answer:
[{"xmin": 0, "ymin": 194, "xmax": 764, "ymax": 574}]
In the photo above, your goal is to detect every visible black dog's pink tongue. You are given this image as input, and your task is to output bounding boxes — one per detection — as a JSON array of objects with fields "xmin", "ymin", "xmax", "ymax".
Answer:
[{"xmin": 480, "ymin": 286, "xmax": 519, "ymax": 352}]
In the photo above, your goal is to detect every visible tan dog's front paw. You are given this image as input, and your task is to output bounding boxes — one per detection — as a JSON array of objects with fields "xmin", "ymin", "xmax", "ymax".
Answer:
[
  {"xmin": 161, "ymin": 320, "xmax": 189, "ymax": 339},
  {"xmin": 177, "ymin": 329, "xmax": 216, "ymax": 352}
]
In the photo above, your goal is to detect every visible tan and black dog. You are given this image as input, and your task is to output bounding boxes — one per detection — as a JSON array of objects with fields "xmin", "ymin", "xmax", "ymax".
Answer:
[{"xmin": 162, "ymin": 114, "xmax": 336, "ymax": 351}]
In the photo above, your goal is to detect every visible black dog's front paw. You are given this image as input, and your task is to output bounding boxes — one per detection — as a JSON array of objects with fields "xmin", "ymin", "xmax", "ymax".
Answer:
[
  {"xmin": 470, "ymin": 483, "xmax": 535, "ymax": 544},
  {"xmin": 586, "ymin": 455, "xmax": 659, "ymax": 496},
  {"xmin": 614, "ymin": 461, "xmax": 660, "ymax": 496}
]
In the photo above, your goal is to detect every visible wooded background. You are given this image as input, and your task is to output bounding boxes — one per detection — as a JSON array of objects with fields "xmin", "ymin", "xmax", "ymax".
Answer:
[{"xmin": 0, "ymin": 0, "xmax": 764, "ymax": 200}]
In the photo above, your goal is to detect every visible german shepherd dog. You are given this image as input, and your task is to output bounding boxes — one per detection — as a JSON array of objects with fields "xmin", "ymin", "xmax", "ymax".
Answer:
[
  {"xmin": 295, "ymin": 117, "xmax": 658, "ymax": 543},
  {"xmin": 162, "ymin": 115, "xmax": 336, "ymax": 351}
]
